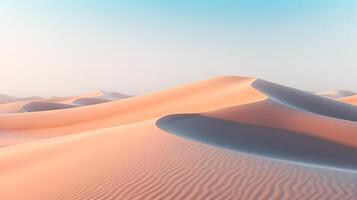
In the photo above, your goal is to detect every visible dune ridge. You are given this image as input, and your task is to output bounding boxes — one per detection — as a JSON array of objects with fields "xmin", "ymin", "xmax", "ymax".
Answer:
[{"xmin": 252, "ymin": 79, "xmax": 357, "ymax": 122}]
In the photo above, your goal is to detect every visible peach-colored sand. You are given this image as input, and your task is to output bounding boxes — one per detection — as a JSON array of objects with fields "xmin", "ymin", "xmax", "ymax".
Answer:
[{"xmin": 0, "ymin": 76, "xmax": 356, "ymax": 199}]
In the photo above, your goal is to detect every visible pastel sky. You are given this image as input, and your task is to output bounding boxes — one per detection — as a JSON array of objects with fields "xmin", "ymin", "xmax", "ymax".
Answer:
[{"xmin": 0, "ymin": 0, "xmax": 356, "ymax": 97}]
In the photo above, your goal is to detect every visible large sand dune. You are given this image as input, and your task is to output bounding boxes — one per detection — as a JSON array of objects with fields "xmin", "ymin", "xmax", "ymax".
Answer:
[{"xmin": 0, "ymin": 76, "xmax": 356, "ymax": 199}]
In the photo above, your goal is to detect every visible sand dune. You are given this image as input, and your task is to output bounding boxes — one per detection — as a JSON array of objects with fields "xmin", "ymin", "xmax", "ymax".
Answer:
[
  {"xmin": 317, "ymin": 90, "xmax": 355, "ymax": 99},
  {"xmin": 0, "ymin": 100, "xmax": 34, "ymax": 114},
  {"xmin": 157, "ymin": 113, "xmax": 357, "ymax": 170},
  {"xmin": 0, "ymin": 76, "xmax": 263, "ymax": 131},
  {"xmin": 99, "ymin": 90, "xmax": 131, "ymax": 99},
  {"xmin": 157, "ymin": 79, "xmax": 357, "ymax": 170},
  {"xmin": 0, "ymin": 90, "xmax": 130, "ymax": 114},
  {"xmin": 0, "ymin": 94, "xmax": 41, "ymax": 104},
  {"xmin": 252, "ymin": 79, "xmax": 357, "ymax": 122},
  {"xmin": 0, "ymin": 76, "xmax": 356, "ymax": 199},
  {"xmin": 72, "ymin": 97, "xmax": 112, "ymax": 106}
]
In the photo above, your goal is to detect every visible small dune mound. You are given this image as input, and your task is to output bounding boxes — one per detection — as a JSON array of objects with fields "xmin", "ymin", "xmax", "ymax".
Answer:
[
  {"xmin": 22, "ymin": 101, "xmax": 78, "ymax": 112},
  {"xmin": 317, "ymin": 90, "xmax": 356, "ymax": 99},
  {"xmin": 73, "ymin": 98, "xmax": 112, "ymax": 106},
  {"xmin": 100, "ymin": 91, "xmax": 131, "ymax": 100}
]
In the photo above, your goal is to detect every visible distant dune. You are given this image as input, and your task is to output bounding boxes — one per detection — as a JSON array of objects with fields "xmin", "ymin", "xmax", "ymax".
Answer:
[
  {"xmin": 0, "ymin": 90, "xmax": 130, "ymax": 114},
  {"xmin": 22, "ymin": 101, "xmax": 79, "ymax": 112},
  {"xmin": 72, "ymin": 97, "xmax": 112, "ymax": 106},
  {"xmin": 0, "ymin": 76, "xmax": 356, "ymax": 199},
  {"xmin": 0, "ymin": 94, "xmax": 41, "ymax": 104},
  {"xmin": 316, "ymin": 90, "xmax": 356, "ymax": 99}
]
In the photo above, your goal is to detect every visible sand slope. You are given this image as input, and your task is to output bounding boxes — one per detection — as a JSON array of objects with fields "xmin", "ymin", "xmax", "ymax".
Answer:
[{"xmin": 0, "ymin": 76, "xmax": 356, "ymax": 199}]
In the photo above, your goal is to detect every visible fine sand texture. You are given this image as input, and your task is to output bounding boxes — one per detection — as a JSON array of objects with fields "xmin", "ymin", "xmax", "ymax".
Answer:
[{"xmin": 0, "ymin": 76, "xmax": 356, "ymax": 200}]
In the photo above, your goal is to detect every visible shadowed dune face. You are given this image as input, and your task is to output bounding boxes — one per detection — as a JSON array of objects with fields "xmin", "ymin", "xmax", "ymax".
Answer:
[
  {"xmin": 252, "ymin": 79, "xmax": 357, "ymax": 122},
  {"xmin": 22, "ymin": 102, "xmax": 78, "ymax": 112},
  {"xmin": 157, "ymin": 114, "xmax": 357, "ymax": 171},
  {"xmin": 203, "ymin": 99, "xmax": 357, "ymax": 147}
]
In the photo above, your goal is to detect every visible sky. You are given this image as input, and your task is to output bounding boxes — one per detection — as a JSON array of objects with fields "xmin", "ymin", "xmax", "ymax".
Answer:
[{"xmin": 0, "ymin": 0, "xmax": 356, "ymax": 97}]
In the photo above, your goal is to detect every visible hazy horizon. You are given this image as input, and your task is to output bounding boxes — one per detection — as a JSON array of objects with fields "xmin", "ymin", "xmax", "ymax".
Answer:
[{"xmin": 1, "ymin": 0, "xmax": 356, "ymax": 97}]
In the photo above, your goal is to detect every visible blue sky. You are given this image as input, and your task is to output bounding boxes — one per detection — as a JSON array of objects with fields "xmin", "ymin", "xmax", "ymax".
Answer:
[{"xmin": 0, "ymin": 0, "xmax": 356, "ymax": 96}]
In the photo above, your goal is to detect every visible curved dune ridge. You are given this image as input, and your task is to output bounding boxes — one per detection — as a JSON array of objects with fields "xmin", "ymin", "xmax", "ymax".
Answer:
[
  {"xmin": 252, "ymin": 79, "xmax": 357, "ymax": 122},
  {"xmin": 157, "ymin": 113, "xmax": 357, "ymax": 171},
  {"xmin": 0, "ymin": 76, "xmax": 356, "ymax": 199}
]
